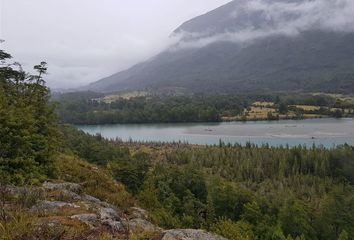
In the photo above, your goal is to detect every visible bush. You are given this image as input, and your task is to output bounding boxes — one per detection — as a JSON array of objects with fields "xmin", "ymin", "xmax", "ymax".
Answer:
[{"xmin": 210, "ymin": 218, "xmax": 254, "ymax": 240}]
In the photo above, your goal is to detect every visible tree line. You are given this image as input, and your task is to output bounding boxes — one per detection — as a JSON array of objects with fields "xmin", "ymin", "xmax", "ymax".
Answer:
[{"xmin": 54, "ymin": 91, "xmax": 354, "ymax": 125}]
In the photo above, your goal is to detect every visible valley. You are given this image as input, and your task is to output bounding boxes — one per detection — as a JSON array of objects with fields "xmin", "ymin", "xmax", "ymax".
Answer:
[{"xmin": 2, "ymin": 0, "xmax": 354, "ymax": 239}]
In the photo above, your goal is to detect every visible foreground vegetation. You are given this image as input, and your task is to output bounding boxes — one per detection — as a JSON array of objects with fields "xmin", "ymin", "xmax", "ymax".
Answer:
[
  {"xmin": 1, "ymin": 47, "xmax": 354, "ymax": 239},
  {"xmin": 53, "ymin": 91, "xmax": 354, "ymax": 124},
  {"xmin": 62, "ymin": 129, "xmax": 354, "ymax": 239}
]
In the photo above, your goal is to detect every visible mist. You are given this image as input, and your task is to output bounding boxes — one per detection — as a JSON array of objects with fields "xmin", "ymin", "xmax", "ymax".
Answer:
[
  {"xmin": 0, "ymin": 0, "xmax": 230, "ymax": 89},
  {"xmin": 174, "ymin": 0, "xmax": 354, "ymax": 50}
]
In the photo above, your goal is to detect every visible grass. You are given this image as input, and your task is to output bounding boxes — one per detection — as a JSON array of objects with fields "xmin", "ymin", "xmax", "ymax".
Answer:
[
  {"xmin": 54, "ymin": 154, "xmax": 135, "ymax": 210},
  {"xmin": 102, "ymin": 91, "xmax": 148, "ymax": 103},
  {"xmin": 252, "ymin": 101, "xmax": 275, "ymax": 107},
  {"xmin": 222, "ymin": 106, "xmax": 278, "ymax": 121},
  {"xmin": 0, "ymin": 210, "xmax": 37, "ymax": 240},
  {"xmin": 0, "ymin": 155, "xmax": 136, "ymax": 239},
  {"xmin": 293, "ymin": 105, "xmax": 321, "ymax": 111},
  {"xmin": 247, "ymin": 107, "xmax": 276, "ymax": 119}
]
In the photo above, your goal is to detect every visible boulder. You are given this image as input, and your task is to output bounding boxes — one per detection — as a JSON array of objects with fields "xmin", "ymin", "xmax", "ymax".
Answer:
[{"xmin": 99, "ymin": 207, "xmax": 124, "ymax": 232}]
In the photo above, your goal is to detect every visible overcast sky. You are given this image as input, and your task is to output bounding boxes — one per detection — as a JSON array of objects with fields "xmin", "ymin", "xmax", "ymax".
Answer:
[{"xmin": 0, "ymin": 0, "xmax": 230, "ymax": 89}]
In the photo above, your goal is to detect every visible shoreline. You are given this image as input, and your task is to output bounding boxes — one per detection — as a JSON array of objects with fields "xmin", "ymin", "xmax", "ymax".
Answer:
[{"xmin": 73, "ymin": 116, "xmax": 351, "ymax": 126}]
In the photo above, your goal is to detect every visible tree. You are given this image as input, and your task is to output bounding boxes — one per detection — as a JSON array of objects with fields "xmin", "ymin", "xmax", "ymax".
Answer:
[
  {"xmin": 0, "ymin": 46, "xmax": 57, "ymax": 184},
  {"xmin": 279, "ymin": 199, "xmax": 316, "ymax": 240},
  {"xmin": 278, "ymin": 102, "xmax": 288, "ymax": 114},
  {"xmin": 337, "ymin": 230, "xmax": 348, "ymax": 240}
]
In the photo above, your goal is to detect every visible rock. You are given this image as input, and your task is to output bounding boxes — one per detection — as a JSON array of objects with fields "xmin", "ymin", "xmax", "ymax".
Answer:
[
  {"xmin": 130, "ymin": 207, "xmax": 149, "ymax": 220},
  {"xmin": 82, "ymin": 194, "xmax": 102, "ymax": 204},
  {"xmin": 43, "ymin": 182, "xmax": 82, "ymax": 194},
  {"xmin": 71, "ymin": 214, "xmax": 98, "ymax": 225},
  {"xmin": 103, "ymin": 219, "xmax": 124, "ymax": 232},
  {"xmin": 125, "ymin": 207, "xmax": 161, "ymax": 233},
  {"xmin": 99, "ymin": 207, "xmax": 120, "ymax": 221},
  {"xmin": 31, "ymin": 201, "xmax": 79, "ymax": 213},
  {"xmin": 59, "ymin": 189, "xmax": 82, "ymax": 201},
  {"xmin": 126, "ymin": 218, "xmax": 161, "ymax": 232},
  {"xmin": 99, "ymin": 207, "xmax": 124, "ymax": 232},
  {"xmin": 82, "ymin": 194, "xmax": 115, "ymax": 208},
  {"xmin": 162, "ymin": 229, "xmax": 227, "ymax": 240}
]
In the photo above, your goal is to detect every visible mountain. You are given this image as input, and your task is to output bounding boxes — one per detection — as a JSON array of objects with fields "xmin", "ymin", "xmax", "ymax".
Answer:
[{"xmin": 87, "ymin": 0, "xmax": 354, "ymax": 93}]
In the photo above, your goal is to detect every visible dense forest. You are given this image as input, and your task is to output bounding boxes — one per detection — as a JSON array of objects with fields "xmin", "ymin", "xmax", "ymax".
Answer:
[
  {"xmin": 61, "ymin": 128, "xmax": 354, "ymax": 240},
  {"xmin": 54, "ymin": 91, "xmax": 354, "ymax": 125},
  {"xmin": 0, "ymin": 49, "xmax": 57, "ymax": 184},
  {"xmin": 53, "ymin": 93, "xmax": 245, "ymax": 124},
  {"xmin": 1, "ymin": 47, "xmax": 354, "ymax": 240}
]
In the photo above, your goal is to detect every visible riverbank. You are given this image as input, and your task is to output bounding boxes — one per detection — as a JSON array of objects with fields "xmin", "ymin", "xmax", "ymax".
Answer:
[{"xmin": 77, "ymin": 118, "xmax": 354, "ymax": 148}]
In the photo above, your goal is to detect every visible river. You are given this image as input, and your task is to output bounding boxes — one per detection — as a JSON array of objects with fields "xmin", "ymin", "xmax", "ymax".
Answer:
[{"xmin": 77, "ymin": 118, "xmax": 354, "ymax": 148}]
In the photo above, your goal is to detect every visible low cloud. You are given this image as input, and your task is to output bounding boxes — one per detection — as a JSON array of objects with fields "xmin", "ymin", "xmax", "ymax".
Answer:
[
  {"xmin": 1, "ymin": 0, "xmax": 230, "ymax": 89},
  {"xmin": 173, "ymin": 0, "xmax": 354, "ymax": 50}
]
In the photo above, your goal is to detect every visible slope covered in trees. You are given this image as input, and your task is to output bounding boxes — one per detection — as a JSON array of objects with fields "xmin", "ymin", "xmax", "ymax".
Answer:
[
  {"xmin": 87, "ymin": 0, "xmax": 354, "ymax": 94},
  {"xmin": 54, "ymin": 91, "xmax": 354, "ymax": 124},
  {"xmin": 1, "ymin": 47, "xmax": 354, "ymax": 239},
  {"xmin": 0, "ymin": 49, "xmax": 57, "ymax": 184},
  {"xmin": 61, "ymin": 128, "xmax": 354, "ymax": 240}
]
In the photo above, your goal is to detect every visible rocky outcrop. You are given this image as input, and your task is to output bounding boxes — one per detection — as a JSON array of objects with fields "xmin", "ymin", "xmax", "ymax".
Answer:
[{"xmin": 10, "ymin": 181, "xmax": 227, "ymax": 239}]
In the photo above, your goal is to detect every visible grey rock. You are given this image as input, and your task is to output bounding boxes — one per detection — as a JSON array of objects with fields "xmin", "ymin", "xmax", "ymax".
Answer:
[
  {"xmin": 162, "ymin": 229, "xmax": 227, "ymax": 240},
  {"xmin": 102, "ymin": 219, "xmax": 124, "ymax": 232},
  {"xmin": 82, "ymin": 194, "xmax": 115, "ymax": 208},
  {"xmin": 43, "ymin": 182, "xmax": 81, "ymax": 193},
  {"xmin": 59, "ymin": 189, "xmax": 82, "ymax": 201},
  {"xmin": 71, "ymin": 214, "xmax": 98, "ymax": 225},
  {"xmin": 99, "ymin": 207, "xmax": 124, "ymax": 232},
  {"xmin": 31, "ymin": 201, "xmax": 79, "ymax": 213},
  {"xmin": 99, "ymin": 207, "xmax": 120, "ymax": 221},
  {"xmin": 126, "ymin": 218, "xmax": 161, "ymax": 232},
  {"xmin": 82, "ymin": 194, "xmax": 102, "ymax": 204}
]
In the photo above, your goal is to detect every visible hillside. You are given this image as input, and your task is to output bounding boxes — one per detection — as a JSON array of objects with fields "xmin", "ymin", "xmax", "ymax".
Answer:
[
  {"xmin": 2, "ymin": 47, "xmax": 354, "ymax": 239},
  {"xmin": 87, "ymin": 0, "xmax": 354, "ymax": 93}
]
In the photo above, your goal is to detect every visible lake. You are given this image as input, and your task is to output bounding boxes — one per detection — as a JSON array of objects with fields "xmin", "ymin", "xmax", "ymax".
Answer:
[{"xmin": 77, "ymin": 118, "xmax": 354, "ymax": 148}]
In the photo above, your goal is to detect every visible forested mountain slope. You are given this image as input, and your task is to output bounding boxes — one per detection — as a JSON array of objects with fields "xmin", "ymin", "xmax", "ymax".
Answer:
[{"xmin": 88, "ymin": 0, "xmax": 354, "ymax": 93}]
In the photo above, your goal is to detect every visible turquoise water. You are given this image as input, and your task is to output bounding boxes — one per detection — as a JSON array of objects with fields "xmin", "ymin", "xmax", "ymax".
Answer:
[{"xmin": 77, "ymin": 118, "xmax": 354, "ymax": 148}]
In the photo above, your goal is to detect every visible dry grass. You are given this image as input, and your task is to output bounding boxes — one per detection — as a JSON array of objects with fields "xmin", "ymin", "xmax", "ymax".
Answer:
[
  {"xmin": 252, "ymin": 101, "xmax": 275, "ymax": 107},
  {"xmin": 0, "ymin": 210, "xmax": 37, "ymax": 240},
  {"xmin": 102, "ymin": 91, "xmax": 148, "ymax": 103},
  {"xmin": 54, "ymin": 154, "xmax": 135, "ymax": 210},
  {"xmin": 247, "ymin": 107, "xmax": 276, "ymax": 119},
  {"xmin": 293, "ymin": 105, "xmax": 321, "ymax": 111}
]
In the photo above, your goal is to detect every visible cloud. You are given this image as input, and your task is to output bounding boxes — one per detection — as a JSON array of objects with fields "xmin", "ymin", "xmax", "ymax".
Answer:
[
  {"xmin": 173, "ymin": 0, "xmax": 354, "ymax": 50},
  {"xmin": 1, "ymin": 0, "xmax": 230, "ymax": 89}
]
